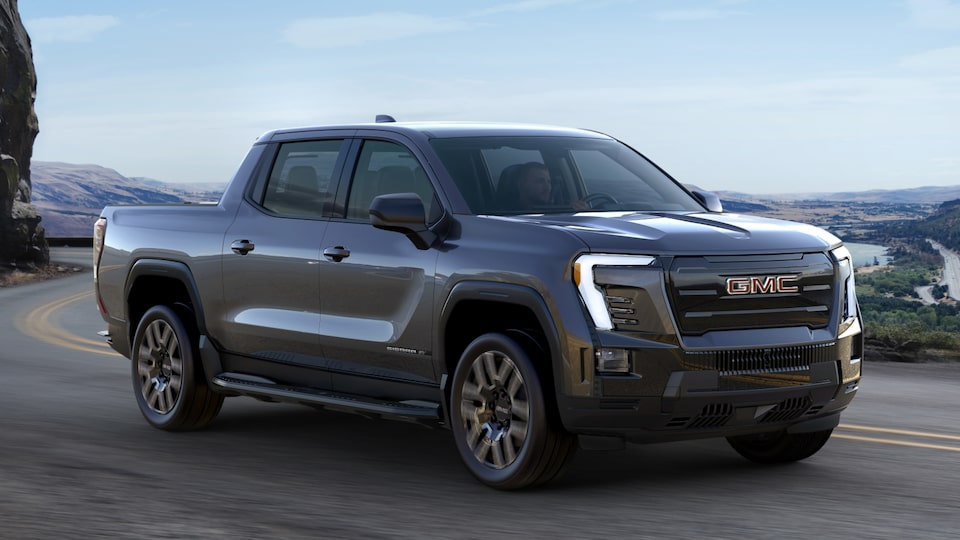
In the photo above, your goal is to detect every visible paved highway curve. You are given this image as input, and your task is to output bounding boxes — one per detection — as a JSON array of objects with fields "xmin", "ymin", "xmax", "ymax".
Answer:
[{"xmin": 1, "ymin": 248, "xmax": 958, "ymax": 539}]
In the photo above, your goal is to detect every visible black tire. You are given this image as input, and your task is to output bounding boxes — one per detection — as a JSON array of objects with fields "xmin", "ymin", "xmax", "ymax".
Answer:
[
  {"xmin": 131, "ymin": 305, "xmax": 224, "ymax": 431},
  {"xmin": 726, "ymin": 429, "xmax": 833, "ymax": 464},
  {"xmin": 449, "ymin": 333, "xmax": 576, "ymax": 490}
]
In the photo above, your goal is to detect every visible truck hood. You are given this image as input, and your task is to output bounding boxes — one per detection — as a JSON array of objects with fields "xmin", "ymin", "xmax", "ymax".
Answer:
[{"xmin": 504, "ymin": 211, "xmax": 841, "ymax": 255}]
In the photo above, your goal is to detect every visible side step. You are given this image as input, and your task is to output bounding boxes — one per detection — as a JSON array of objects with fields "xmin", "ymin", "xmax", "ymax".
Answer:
[{"xmin": 212, "ymin": 372, "xmax": 443, "ymax": 427}]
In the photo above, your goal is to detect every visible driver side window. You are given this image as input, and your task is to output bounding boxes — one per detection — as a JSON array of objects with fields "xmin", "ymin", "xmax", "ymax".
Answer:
[{"xmin": 346, "ymin": 140, "xmax": 439, "ymax": 223}]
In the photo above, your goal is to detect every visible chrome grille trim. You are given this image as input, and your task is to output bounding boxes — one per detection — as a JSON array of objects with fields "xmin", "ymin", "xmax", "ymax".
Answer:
[{"xmin": 683, "ymin": 342, "xmax": 836, "ymax": 375}]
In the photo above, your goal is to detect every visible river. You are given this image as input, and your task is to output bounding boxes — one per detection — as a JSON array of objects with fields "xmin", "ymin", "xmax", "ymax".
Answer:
[{"xmin": 845, "ymin": 242, "xmax": 893, "ymax": 268}]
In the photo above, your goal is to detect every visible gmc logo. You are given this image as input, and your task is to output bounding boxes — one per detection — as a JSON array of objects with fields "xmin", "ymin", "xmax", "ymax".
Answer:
[{"xmin": 725, "ymin": 275, "xmax": 799, "ymax": 295}]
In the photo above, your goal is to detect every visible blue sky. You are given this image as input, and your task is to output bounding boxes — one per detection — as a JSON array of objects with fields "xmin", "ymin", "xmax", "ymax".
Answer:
[{"xmin": 18, "ymin": 0, "xmax": 960, "ymax": 194}]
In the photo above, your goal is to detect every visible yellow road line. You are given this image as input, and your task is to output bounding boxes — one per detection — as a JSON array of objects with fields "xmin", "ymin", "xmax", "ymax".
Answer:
[
  {"xmin": 833, "ymin": 433, "xmax": 960, "ymax": 453},
  {"xmin": 16, "ymin": 290, "xmax": 119, "ymax": 357},
  {"xmin": 839, "ymin": 423, "xmax": 960, "ymax": 442}
]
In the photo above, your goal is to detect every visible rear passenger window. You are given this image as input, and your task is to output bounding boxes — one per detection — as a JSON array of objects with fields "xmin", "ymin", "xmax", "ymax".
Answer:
[{"xmin": 262, "ymin": 140, "xmax": 343, "ymax": 217}]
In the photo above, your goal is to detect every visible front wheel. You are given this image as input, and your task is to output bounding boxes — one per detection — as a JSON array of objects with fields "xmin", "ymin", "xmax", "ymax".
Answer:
[
  {"xmin": 131, "ymin": 305, "xmax": 223, "ymax": 431},
  {"xmin": 450, "ymin": 333, "xmax": 576, "ymax": 490},
  {"xmin": 726, "ymin": 429, "xmax": 833, "ymax": 464}
]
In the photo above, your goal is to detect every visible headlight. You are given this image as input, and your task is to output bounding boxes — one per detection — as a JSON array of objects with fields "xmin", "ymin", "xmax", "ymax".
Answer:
[
  {"xmin": 573, "ymin": 254, "xmax": 656, "ymax": 330},
  {"xmin": 831, "ymin": 245, "xmax": 858, "ymax": 321}
]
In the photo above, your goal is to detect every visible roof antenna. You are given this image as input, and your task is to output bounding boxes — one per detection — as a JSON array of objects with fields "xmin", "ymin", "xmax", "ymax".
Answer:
[{"xmin": 375, "ymin": 114, "xmax": 396, "ymax": 123}]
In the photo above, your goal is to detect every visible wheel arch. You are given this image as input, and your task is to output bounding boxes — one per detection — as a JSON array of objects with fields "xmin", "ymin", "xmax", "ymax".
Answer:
[
  {"xmin": 124, "ymin": 259, "xmax": 208, "ymax": 353},
  {"xmin": 438, "ymin": 281, "xmax": 565, "ymax": 425}
]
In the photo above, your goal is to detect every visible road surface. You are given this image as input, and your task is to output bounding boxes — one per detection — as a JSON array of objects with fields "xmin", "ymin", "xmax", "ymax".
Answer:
[
  {"xmin": 2, "ymin": 247, "xmax": 959, "ymax": 539},
  {"xmin": 928, "ymin": 240, "xmax": 960, "ymax": 301}
]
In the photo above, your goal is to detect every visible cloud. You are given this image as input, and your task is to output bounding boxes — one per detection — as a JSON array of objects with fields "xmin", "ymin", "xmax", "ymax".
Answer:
[
  {"xmin": 282, "ymin": 12, "xmax": 468, "ymax": 48},
  {"xmin": 906, "ymin": 0, "xmax": 960, "ymax": 29},
  {"xmin": 25, "ymin": 15, "xmax": 120, "ymax": 43},
  {"xmin": 899, "ymin": 46, "xmax": 960, "ymax": 71}
]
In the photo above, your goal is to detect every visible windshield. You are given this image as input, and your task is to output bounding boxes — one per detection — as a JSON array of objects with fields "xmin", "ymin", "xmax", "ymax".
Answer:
[{"xmin": 429, "ymin": 136, "xmax": 705, "ymax": 215}]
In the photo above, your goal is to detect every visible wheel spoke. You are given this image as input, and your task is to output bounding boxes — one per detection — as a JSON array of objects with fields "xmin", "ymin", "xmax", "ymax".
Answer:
[
  {"xmin": 473, "ymin": 440, "xmax": 491, "ymax": 463},
  {"xmin": 482, "ymin": 352, "xmax": 500, "ymax": 385},
  {"xmin": 461, "ymin": 382, "xmax": 484, "ymax": 402},
  {"xmin": 506, "ymin": 370, "xmax": 523, "ymax": 399},
  {"xmin": 165, "ymin": 385, "xmax": 177, "ymax": 410},
  {"xmin": 471, "ymin": 355, "xmax": 491, "ymax": 388},
  {"xmin": 158, "ymin": 324, "xmax": 174, "ymax": 352},
  {"xmin": 508, "ymin": 420, "xmax": 528, "ymax": 442},
  {"xmin": 512, "ymin": 399, "xmax": 530, "ymax": 422},
  {"xmin": 466, "ymin": 422, "xmax": 484, "ymax": 449},
  {"xmin": 503, "ymin": 435, "xmax": 517, "ymax": 464},
  {"xmin": 147, "ymin": 387, "xmax": 162, "ymax": 410},
  {"xmin": 491, "ymin": 439, "xmax": 506, "ymax": 468},
  {"xmin": 460, "ymin": 400, "xmax": 480, "ymax": 420},
  {"xmin": 144, "ymin": 325, "xmax": 158, "ymax": 350}
]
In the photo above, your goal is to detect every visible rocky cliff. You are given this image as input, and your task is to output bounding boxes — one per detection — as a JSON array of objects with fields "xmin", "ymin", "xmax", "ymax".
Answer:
[{"xmin": 0, "ymin": 0, "xmax": 46, "ymax": 268}]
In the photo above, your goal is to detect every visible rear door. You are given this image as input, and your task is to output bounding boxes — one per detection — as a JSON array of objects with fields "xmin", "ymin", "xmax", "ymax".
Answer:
[
  {"xmin": 318, "ymin": 136, "xmax": 443, "ymax": 398},
  {"xmin": 218, "ymin": 137, "xmax": 349, "ymax": 376}
]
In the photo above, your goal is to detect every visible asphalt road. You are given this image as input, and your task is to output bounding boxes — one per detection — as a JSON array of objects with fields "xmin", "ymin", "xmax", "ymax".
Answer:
[
  {"xmin": 929, "ymin": 240, "xmax": 960, "ymax": 301},
  {"xmin": 2, "ymin": 248, "xmax": 959, "ymax": 539}
]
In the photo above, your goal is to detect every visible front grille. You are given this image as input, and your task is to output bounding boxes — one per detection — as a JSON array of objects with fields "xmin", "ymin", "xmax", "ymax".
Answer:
[
  {"xmin": 667, "ymin": 253, "xmax": 835, "ymax": 336},
  {"xmin": 683, "ymin": 342, "xmax": 836, "ymax": 375}
]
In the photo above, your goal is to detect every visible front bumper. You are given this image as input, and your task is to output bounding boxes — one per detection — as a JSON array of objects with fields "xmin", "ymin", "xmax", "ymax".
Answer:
[{"xmin": 557, "ymin": 327, "xmax": 862, "ymax": 443}]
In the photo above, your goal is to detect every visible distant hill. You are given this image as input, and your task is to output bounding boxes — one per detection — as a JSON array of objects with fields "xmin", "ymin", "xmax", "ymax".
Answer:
[
  {"xmin": 30, "ymin": 162, "xmax": 225, "ymax": 236},
  {"xmin": 719, "ymin": 185, "xmax": 960, "ymax": 205}
]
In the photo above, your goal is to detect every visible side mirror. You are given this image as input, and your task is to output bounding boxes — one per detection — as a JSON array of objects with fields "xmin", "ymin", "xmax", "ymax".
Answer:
[
  {"xmin": 369, "ymin": 193, "xmax": 437, "ymax": 250},
  {"xmin": 691, "ymin": 189, "xmax": 723, "ymax": 213}
]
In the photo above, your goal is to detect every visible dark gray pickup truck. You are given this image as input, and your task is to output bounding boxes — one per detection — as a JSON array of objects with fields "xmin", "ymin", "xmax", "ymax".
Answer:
[{"xmin": 94, "ymin": 117, "xmax": 862, "ymax": 489}]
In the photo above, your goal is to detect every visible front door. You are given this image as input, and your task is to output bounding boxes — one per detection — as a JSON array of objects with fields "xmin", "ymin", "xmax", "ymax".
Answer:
[{"xmin": 318, "ymin": 138, "xmax": 442, "ymax": 399}]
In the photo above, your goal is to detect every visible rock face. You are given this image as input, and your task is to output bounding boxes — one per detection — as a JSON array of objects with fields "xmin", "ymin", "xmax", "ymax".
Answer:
[{"xmin": 0, "ymin": 0, "xmax": 47, "ymax": 268}]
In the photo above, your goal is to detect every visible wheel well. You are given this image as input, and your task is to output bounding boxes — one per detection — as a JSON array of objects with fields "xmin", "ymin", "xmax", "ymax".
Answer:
[
  {"xmin": 444, "ymin": 299, "xmax": 551, "ymax": 385},
  {"xmin": 127, "ymin": 275, "xmax": 196, "ymax": 343}
]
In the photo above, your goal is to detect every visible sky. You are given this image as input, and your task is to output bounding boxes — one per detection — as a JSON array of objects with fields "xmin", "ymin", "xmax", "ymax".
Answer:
[{"xmin": 17, "ymin": 0, "xmax": 960, "ymax": 194}]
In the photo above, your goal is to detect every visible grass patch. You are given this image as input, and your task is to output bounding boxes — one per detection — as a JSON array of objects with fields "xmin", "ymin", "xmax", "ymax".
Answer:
[{"xmin": 0, "ymin": 264, "xmax": 85, "ymax": 288}]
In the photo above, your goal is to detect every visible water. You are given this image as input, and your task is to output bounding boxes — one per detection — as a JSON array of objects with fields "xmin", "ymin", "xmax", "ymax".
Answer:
[{"xmin": 845, "ymin": 242, "xmax": 893, "ymax": 267}]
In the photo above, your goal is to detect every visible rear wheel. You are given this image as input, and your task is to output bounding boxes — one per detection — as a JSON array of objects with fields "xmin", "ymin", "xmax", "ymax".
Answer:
[
  {"xmin": 450, "ymin": 333, "xmax": 576, "ymax": 490},
  {"xmin": 726, "ymin": 429, "xmax": 833, "ymax": 464},
  {"xmin": 131, "ymin": 305, "xmax": 223, "ymax": 431}
]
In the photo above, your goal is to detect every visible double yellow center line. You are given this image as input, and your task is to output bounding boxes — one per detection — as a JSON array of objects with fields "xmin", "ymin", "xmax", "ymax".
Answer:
[
  {"xmin": 15, "ymin": 290, "xmax": 118, "ymax": 357},
  {"xmin": 836, "ymin": 424, "xmax": 960, "ymax": 453}
]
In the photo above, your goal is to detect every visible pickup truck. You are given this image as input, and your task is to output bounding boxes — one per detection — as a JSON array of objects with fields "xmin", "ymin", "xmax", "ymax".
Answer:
[{"xmin": 93, "ymin": 117, "xmax": 862, "ymax": 489}]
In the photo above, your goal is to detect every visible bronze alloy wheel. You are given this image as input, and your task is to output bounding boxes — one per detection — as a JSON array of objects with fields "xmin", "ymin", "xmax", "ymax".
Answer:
[
  {"xmin": 136, "ymin": 316, "xmax": 184, "ymax": 415},
  {"xmin": 450, "ymin": 333, "xmax": 576, "ymax": 489},
  {"xmin": 458, "ymin": 350, "xmax": 530, "ymax": 470},
  {"xmin": 131, "ymin": 305, "xmax": 223, "ymax": 431}
]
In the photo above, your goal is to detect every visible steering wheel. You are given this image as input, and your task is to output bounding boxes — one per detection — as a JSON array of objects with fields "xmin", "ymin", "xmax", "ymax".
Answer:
[{"xmin": 582, "ymin": 192, "xmax": 619, "ymax": 208}]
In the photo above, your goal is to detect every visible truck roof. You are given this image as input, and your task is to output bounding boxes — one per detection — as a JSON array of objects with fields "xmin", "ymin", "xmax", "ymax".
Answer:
[{"xmin": 255, "ymin": 120, "xmax": 613, "ymax": 142}]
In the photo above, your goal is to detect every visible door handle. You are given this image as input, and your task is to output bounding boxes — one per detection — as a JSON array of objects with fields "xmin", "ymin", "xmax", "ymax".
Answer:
[
  {"xmin": 231, "ymin": 240, "xmax": 255, "ymax": 255},
  {"xmin": 323, "ymin": 246, "xmax": 350, "ymax": 262}
]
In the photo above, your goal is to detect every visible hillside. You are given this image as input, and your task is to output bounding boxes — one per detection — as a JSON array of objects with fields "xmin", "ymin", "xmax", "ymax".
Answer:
[{"xmin": 30, "ymin": 162, "xmax": 224, "ymax": 236}]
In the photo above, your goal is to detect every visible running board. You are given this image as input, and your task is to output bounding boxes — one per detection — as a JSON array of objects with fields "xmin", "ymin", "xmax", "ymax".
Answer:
[{"xmin": 211, "ymin": 372, "xmax": 443, "ymax": 427}]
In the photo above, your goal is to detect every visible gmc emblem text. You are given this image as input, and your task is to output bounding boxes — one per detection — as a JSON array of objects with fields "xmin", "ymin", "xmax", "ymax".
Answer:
[{"xmin": 726, "ymin": 275, "xmax": 800, "ymax": 295}]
